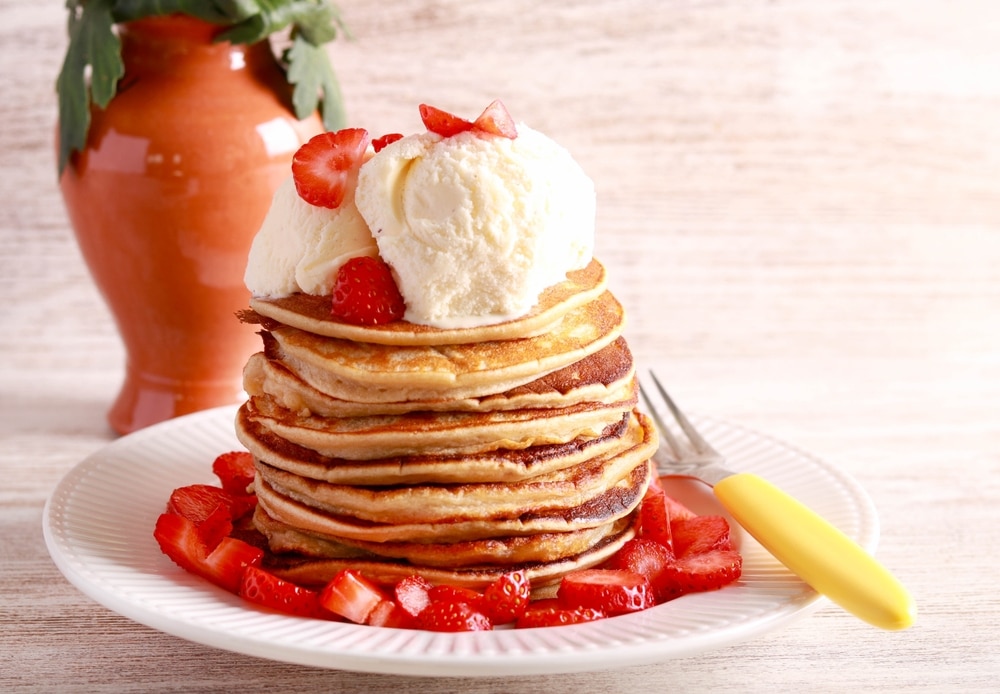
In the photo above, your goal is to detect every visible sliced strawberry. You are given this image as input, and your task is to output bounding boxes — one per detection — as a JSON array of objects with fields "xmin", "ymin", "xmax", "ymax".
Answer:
[
  {"xmin": 671, "ymin": 515, "xmax": 733, "ymax": 557},
  {"xmin": 165, "ymin": 484, "xmax": 234, "ymax": 548},
  {"xmin": 557, "ymin": 569, "xmax": 656, "ymax": 616},
  {"xmin": 663, "ymin": 493, "xmax": 698, "ymax": 521},
  {"xmin": 394, "ymin": 575, "xmax": 432, "ymax": 618},
  {"xmin": 292, "ymin": 128, "xmax": 370, "ymax": 209},
  {"xmin": 154, "ymin": 513, "xmax": 262, "ymax": 594},
  {"xmin": 417, "ymin": 600, "xmax": 493, "ymax": 632},
  {"xmin": 516, "ymin": 605, "xmax": 606, "ymax": 629},
  {"xmin": 330, "ymin": 256, "xmax": 406, "ymax": 326},
  {"xmin": 366, "ymin": 599, "xmax": 416, "ymax": 629},
  {"xmin": 605, "ymin": 538, "xmax": 676, "ymax": 603},
  {"xmin": 319, "ymin": 569, "xmax": 391, "ymax": 624},
  {"xmin": 481, "ymin": 571, "xmax": 531, "ymax": 625},
  {"xmin": 658, "ymin": 549, "xmax": 743, "ymax": 596},
  {"xmin": 372, "ymin": 132, "xmax": 404, "ymax": 152},
  {"xmin": 212, "ymin": 451, "xmax": 256, "ymax": 495},
  {"xmin": 239, "ymin": 565, "xmax": 322, "ymax": 618},
  {"xmin": 472, "ymin": 99, "xmax": 518, "ymax": 138},
  {"xmin": 199, "ymin": 536, "xmax": 264, "ymax": 594},
  {"xmin": 419, "ymin": 103, "xmax": 474, "ymax": 138},
  {"xmin": 427, "ymin": 584, "xmax": 483, "ymax": 608},
  {"xmin": 637, "ymin": 485, "xmax": 673, "ymax": 550}
]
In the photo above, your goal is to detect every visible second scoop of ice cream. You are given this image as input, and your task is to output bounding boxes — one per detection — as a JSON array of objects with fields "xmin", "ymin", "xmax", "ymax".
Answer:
[{"xmin": 355, "ymin": 125, "xmax": 596, "ymax": 329}]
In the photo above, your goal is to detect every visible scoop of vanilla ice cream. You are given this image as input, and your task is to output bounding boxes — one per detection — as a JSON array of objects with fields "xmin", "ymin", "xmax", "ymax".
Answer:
[
  {"xmin": 244, "ymin": 176, "xmax": 378, "ymax": 297},
  {"xmin": 354, "ymin": 125, "xmax": 595, "ymax": 328}
]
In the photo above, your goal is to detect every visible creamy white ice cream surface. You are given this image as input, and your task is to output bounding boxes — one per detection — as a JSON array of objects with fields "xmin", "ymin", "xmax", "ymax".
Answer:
[{"xmin": 354, "ymin": 125, "xmax": 596, "ymax": 329}]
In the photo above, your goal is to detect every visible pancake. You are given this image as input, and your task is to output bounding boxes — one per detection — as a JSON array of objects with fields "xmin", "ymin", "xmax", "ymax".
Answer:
[
  {"xmin": 252, "ymin": 424, "xmax": 653, "ymax": 526},
  {"xmin": 252, "ymin": 458, "xmax": 653, "ymax": 544},
  {"xmin": 243, "ymin": 335, "xmax": 636, "ymax": 418},
  {"xmin": 254, "ymin": 507, "xmax": 634, "ymax": 569},
  {"xmin": 241, "ymin": 384, "xmax": 636, "ymax": 460},
  {"xmin": 247, "ymin": 259, "xmax": 608, "ymax": 347},
  {"xmin": 260, "ymin": 516, "xmax": 637, "ymax": 592},
  {"xmin": 263, "ymin": 290, "xmax": 625, "ymax": 404},
  {"xmin": 235, "ymin": 406, "xmax": 642, "ymax": 486}
]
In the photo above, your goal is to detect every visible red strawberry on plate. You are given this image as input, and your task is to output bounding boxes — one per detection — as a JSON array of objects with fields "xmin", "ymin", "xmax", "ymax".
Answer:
[
  {"xmin": 211, "ymin": 451, "xmax": 255, "ymax": 496},
  {"xmin": 292, "ymin": 128, "xmax": 370, "ymax": 209},
  {"xmin": 671, "ymin": 515, "xmax": 733, "ymax": 557},
  {"xmin": 481, "ymin": 571, "xmax": 531, "ymax": 625},
  {"xmin": 516, "ymin": 604, "xmax": 605, "ymax": 629},
  {"xmin": 319, "ymin": 569, "xmax": 391, "ymax": 624},
  {"xmin": 557, "ymin": 569, "xmax": 656, "ymax": 616},
  {"xmin": 417, "ymin": 600, "xmax": 493, "ymax": 632},
  {"xmin": 239, "ymin": 565, "xmax": 324, "ymax": 618},
  {"xmin": 659, "ymin": 549, "xmax": 743, "ymax": 596},
  {"xmin": 153, "ymin": 512, "xmax": 262, "ymax": 594},
  {"xmin": 330, "ymin": 256, "xmax": 406, "ymax": 325}
]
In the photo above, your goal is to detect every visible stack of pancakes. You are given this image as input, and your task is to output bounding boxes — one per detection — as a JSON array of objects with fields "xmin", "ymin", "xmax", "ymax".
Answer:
[{"xmin": 237, "ymin": 259, "xmax": 658, "ymax": 591}]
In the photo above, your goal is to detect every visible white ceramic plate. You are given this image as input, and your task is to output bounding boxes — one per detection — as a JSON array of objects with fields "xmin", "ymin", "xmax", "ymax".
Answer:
[{"xmin": 44, "ymin": 405, "xmax": 878, "ymax": 676}]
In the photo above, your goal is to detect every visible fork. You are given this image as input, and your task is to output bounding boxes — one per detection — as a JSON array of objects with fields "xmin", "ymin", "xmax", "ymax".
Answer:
[{"xmin": 639, "ymin": 370, "xmax": 916, "ymax": 631}]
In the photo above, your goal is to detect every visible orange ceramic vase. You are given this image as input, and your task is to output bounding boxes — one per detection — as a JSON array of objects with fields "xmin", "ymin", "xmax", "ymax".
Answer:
[{"xmin": 60, "ymin": 16, "xmax": 323, "ymax": 434}]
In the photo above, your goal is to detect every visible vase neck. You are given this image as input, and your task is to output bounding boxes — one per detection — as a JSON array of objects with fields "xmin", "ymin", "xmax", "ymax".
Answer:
[{"xmin": 117, "ymin": 15, "xmax": 273, "ymax": 74}]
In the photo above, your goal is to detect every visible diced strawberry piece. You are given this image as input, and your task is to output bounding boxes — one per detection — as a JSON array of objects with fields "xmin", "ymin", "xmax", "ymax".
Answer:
[
  {"xmin": 516, "ymin": 605, "xmax": 606, "ymax": 629},
  {"xmin": 637, "ymin": 485, "xmax": 673, "ymax": 550},
  {"xmin": 154, "ymin": 511, "xmax": 209, "ymax": 576},
  {"xmin": 557, "ymin": 569, "xmax": 656, "ymax": 616},
  {"xmin": 199, "ymin": 536, "xmax": 264, "ymax": 594},
  {"xmin": 154, "ymin": 513, "xmax": 262, "ymax": 594},
  {"xmin": 394, "ymin": 575, "xmax": 432, "ymax": 617},
  {"xmin": 165, "ymin": 485, "xmax": 234, "ymax": 549},
  {"xmin": 671, "ymin": 515, "xmax": 733, "ymax": 557},
  {"xmin": 319, "ymin": 569, "xmax": 391, "ymax": 624},
  {"xmin": 417, "ymin": 600, "xmax": 493, "ymax": 632},
  {"xmin": 658, "ymin": 549, "xmax": 743, "ymax": 596},
  {"xmin": 427, "ymin": 584, "xmax": 483, "ymax": 608},
  {"xmin": 472, "ymin": 99, "xmax": 518, "ymax": 139},
  {"xmin": 330, "ymin": 256, "xmax": 406, "ymax": 326},
  {"xmin": 212, "ymin": 451, "xmax": 256, "ymax": 495},
  {"xmin": 366, "ymin": 599, "xmax": 416, "ymax": 629},
  {"xmin": 605, "ymin": 538, "xmax": 677, "ymax": 603},
  {"xmin": 419, "ymin": 103, "xmax": 474, "ymax": 138},
  {"xmin": 239, "ymin": 565, "xmax": 322, "ymax": 618},
  {"xmin": 663, "ymin": 494, "xmax": 698, "ymax": 521},
  {"xmin": 481, "ymin": 571, "xmax": 531, "ymax": 625},
  {"xmin": 292, "ymin": 128, "xmax": 370, "ymax": 209},
  {"xmin": 372, "ymin": 133, "xmax": 403, "ymax": 152}
]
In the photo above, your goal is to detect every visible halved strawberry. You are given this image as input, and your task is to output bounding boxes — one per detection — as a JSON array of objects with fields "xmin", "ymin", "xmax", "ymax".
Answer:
[
  {"xmin": 292, "ymin": 128, "xmax": 370, "ymax": 209},
  {"xmin": 419, "ymin": 104, "xmax": 474, "ymax": 138},
  {"xmin": 319, "ymin": 569, "xmax": 391, "ymax": 624},
  {"xmin": 212, "ymin": 451, "xmax": 256, "ymax": 496},
  {"xmin": 671, "ymin": 515, "xmax": 733, "ymax": 557},
  {"xmin": 165, "ymin": 484, "xmax": 234, "ymax": 548},
  {"xmin": 154, "ymin": 513, "xmax": 263, "ymax": 594},
  {"xmin": 658, "ymin": 549, "xmax": 743, "ymax": 596},
  {"xmin": 427, "ymin": 584, "xmax": 484, "ymax": 607},
  {"xmin": 394, "ymin": 574, "xmax": 433, "ymax": 618},
  {"xmin": 604, "ymin": 538, "xmax": 677, "ymax": 603},
  {"xmin": 372, "ymin": 132, "xmax": 404, "ymax": 152},
  {"xmin": 239, "ymin": 565, "xmax": 323, "ymax": 618},
  {"xmin": 419, "ymin": 100, "xmax": 518, "ymax": 139},
  {"xmin": 481, "ymin": 571, "xmax": 530, "ymax": 625},
  {"xmin": 366, "ymin": 599, "xmax": 416, "ymax": 629},
  {"xmin": 557, "ymin": 569, "xmax": 656, "ymax": 616},
  {"xmin": 472, "ymin": 99, "xmax": 518, "ymax": 138},
  {"xmin": 516, "ymin": 604, "xmax": 606, "ymax": 629},
  {"xmin": 417, "ymin": 600, "xmax": 493, "ymax": 632},
  {"xmin": 637, "ymin": 485, "xmax": 673, "ymax": 550},
  {"xmin": 330, "ymin": 256, "xmax": 406, "ymax": 326}
]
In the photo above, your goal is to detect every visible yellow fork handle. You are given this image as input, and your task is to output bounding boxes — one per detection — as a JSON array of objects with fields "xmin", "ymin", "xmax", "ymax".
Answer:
[{"xmin": 713, "ymin": 472, "xmax": 916, "ymax": 631}]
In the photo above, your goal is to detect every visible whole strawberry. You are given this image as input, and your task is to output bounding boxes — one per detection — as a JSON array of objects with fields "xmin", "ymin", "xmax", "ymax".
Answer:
[{"xmin": 331, "ymin": 256, "xmax": 406, "ymax": 325}]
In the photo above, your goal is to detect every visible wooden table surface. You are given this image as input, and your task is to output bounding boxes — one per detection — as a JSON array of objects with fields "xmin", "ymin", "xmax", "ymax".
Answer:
[{"xmin": 3, "ymin": 0, "xmax": 999, "ymax": 691}]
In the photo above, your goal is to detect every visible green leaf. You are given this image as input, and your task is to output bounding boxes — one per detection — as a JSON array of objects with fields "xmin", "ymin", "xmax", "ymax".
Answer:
[
  {"xmin": 56, "ymin": 0, "xmax": 123, "ymax": 175},
  {"xmin": 285, "ymin": 33, "xmax": 345, "ymax": 131},
  {"xmin": 111, "ymin": 0, "xmax": 250, "ymax": 24},
  {"xmin": 217, "ymin": 0, "xmax": 343, "ymax": 46}
]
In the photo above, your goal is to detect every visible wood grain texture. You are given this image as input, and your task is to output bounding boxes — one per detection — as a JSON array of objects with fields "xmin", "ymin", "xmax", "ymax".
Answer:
[{"xmin": 2, "ymin": 0, "xmax": 999, "ymax": 691}]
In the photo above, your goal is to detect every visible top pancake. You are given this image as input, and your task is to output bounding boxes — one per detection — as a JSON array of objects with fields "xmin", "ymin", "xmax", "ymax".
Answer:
[{"xmin": 247, "ymin": 259, "xmax": 607, "ymax": 346}]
